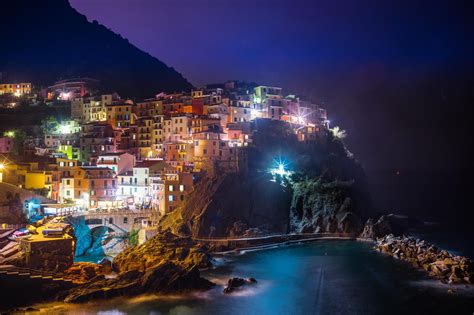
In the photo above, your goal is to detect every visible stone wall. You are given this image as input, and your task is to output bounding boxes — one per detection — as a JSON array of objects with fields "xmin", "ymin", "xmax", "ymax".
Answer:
[{"xmin": 20, "ymin": 238, "xmax": 74, "ymax": 272}]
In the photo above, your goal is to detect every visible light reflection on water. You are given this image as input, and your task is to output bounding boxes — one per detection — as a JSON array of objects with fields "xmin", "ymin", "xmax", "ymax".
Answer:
[{"xmin": 33, "ymin": 241, "xmax": 473, "ymax": 315}]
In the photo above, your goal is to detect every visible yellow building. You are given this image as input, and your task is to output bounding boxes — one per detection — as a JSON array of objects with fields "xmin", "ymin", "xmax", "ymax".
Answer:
[
  {"xmin": 0, "ymin": 83, "xmax": 32, "ymax": 96},
  {"xmin": 25, "ymin": 171, "xmax": 47, "ymax": 190},
  {"xmin": 106, "ymin": 102, "xmax": 134, "ymax": 129}
]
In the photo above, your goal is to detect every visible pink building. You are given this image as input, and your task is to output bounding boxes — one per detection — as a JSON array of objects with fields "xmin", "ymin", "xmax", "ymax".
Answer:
[
  {"xmin": 0, "ymin": 137, "xmax": 13, "ymax": 153},
  {"xmin": 96, "ymin": 152, "xmax": 135, "ymax": 175}
]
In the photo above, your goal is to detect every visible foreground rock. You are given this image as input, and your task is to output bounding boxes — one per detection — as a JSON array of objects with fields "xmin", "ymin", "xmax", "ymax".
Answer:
[
  {"xmin": 360, "ymin": 214, "xmax": 424, "ymax": 239},
  {"xmin": 223, "ymin": 277, "xmax": 258, "ymax": 294},
  {"xmin": 360, "ymin": 215, "xmax": 393, "ymax": 239},
  {"xmin": 113, "ymin": 230, "xmax": 213, "ymax": 271},
  {"xmin": 63, "ymin": 261, "xmax": 110, "ymax": 283},
  {"xmin": 61, "ymin": 231, "xmax": 214, "ymax": 303},
  {"xmin": 375, "ymin": 235, "xmax": 473, "ymax": 284}
]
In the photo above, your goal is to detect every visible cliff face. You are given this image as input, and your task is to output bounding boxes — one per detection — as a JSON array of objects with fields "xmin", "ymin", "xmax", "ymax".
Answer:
[
  {"xmin": 0, "ymin": 0, "xmax": 192, "ymax": 98},
  {"xmin": 160, "ymin": 172, "xmax": 292, "ymax": 238},
  {"xmin": 290, "ymin": 179, "xmax": 363, "ymax": 235},
  {"xmin": 160, "ymin": 120, "xmax": 371, "ymax": 238}
]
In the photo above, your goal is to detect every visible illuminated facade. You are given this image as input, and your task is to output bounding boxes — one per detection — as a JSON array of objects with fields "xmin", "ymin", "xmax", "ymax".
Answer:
[{"xmin": 0, "ymin": 83, "xmax": 31, "ymax": 96}]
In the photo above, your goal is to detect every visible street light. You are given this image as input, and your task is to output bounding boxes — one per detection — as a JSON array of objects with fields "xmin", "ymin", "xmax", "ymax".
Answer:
[{"xmin": 0, "ymin": 163, "xmax": 4, "ymax": 182}]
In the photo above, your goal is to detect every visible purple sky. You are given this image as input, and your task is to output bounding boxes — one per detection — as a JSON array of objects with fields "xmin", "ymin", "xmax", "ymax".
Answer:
[
  {"xmin": 69, "ymin": 0, "xmax": 469, "ymax": 91},
  {"xmin": 68, "ymin": 0, "xmax": 473, "ymax": 174}
]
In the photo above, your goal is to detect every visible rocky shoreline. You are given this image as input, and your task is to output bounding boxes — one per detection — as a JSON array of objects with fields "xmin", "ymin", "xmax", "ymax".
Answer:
[
  {"xmin": 375, "ymin": 234, "xmax": 473, "ymax": 284},
  {"xmin": 60, "ymin": 231, "xmax": 214, "ymax": 303},
  {"xmin": 0, "ymin": 231, "xmax": 215, "ymax": 309}
]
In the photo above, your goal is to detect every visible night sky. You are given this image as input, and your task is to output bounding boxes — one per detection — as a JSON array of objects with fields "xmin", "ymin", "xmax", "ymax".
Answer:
[{"xmin": 69, "ymin": 0, "xmax": 473, "ymax": 177}]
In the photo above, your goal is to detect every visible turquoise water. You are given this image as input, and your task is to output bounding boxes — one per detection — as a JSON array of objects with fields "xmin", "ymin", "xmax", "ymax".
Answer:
[{"xmin": 38, "ymin": 241, "xmax": 473, "ymax": 314}]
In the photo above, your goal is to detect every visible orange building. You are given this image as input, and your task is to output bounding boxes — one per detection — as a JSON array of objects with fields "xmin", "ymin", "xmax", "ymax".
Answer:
[{"xmin": 0, "ymin": 83, "xmax": 31, "ymax": 96}]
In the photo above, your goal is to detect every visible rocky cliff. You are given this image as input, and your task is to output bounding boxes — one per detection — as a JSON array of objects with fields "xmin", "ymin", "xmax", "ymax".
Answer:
[
  {"xmin": 290, "ymin": 178, "xmax": 363, "ymax": 235},
  {"xmin": 160, "ymin": 119, "xmax": 371, "ymax": 238},
  {"xmin": 61, "ymin": 231, "xmax": 214, "ymax": 303},
  {"xmin": 159, "ymin": 172, "xmax": 292, "ymax": 238}
]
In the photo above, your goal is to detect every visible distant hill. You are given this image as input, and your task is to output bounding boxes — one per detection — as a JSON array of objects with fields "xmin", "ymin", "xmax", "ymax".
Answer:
[{"xmin": 0, "ymin": 0, "xmax": 193, "ymax": 99}]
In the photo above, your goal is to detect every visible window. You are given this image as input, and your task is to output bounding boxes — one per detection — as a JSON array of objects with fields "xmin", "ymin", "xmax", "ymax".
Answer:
[
  {"xmin": 169, "ymin": 185, "xmax": 174, "ymax": 191},
  {"xmin": 123, "ymin": 217, "xmax": 128, "ymax": 224},
  {"xmin": 66, "ymin": 190, "xmax": 70, "ymax": 196},
  {"xmin": 66, "ymin": 179, "xmax": 70, "ymax": 185},
  {"xmin": 168, "ymin": 195, "xmax": 174, "ymax": 202},
  {"xmin": 179, "ymin": 185, "xmax": 184, "ymax": 192}
]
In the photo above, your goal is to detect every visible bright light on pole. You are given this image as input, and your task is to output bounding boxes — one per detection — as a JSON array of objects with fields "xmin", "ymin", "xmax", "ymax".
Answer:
[
  {"xmin": 270, "ymin": 158, "xmax": 292, "ymax": 179},
  {"xmin": 0, "ymin": 163, "xmax": 4, "ymax": 182}
]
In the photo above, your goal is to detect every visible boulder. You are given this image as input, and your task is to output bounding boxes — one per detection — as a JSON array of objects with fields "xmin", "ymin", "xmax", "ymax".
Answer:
[
  {"xmin": 223, "ymin": 277, "xmax": 257, "ymax": 294},
  {"xmin": 375, "ymin": 235, "xmax": 473, "ymax": 284}
]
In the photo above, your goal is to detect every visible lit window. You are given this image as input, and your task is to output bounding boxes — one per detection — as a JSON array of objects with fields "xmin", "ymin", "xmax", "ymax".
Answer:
[
  {"xmin": 169, "ymin": 185, "xmax": 174, "ymax": 191},
  {"xmin": 179, "ymin": 185, "xmax": 184, "ymax": 192},
  {"xmin": 168, "ymin": 195, "xmax": 174, "ymax": 202}
]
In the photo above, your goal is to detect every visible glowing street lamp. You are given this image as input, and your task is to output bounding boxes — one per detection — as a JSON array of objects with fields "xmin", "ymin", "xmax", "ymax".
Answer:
[
  {"xmin": 0, "ymin": 163, "xmax": 4, "ymax": 182},
  {"xmin": 270, "ymin": 158, "xmax": 291, "ymax": 177}
]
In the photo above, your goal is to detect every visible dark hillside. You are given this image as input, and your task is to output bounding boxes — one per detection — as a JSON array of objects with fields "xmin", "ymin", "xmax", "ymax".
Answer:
[{"xmin": 0, "ymin": 0, "xmax": 192, "ymax": 98}]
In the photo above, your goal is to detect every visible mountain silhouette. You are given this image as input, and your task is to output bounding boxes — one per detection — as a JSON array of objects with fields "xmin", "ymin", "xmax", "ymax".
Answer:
[{"xmin": 0, "ymin": 0, "xmax": 193, "ymax": 98}]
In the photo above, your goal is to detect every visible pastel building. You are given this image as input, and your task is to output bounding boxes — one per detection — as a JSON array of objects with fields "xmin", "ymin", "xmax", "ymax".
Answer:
[
  {"xmin": 157, "ymin": 170, "xmax": 193, "ymax": 215},
  {"xmin": 0, "ymin": 83, "xmax": 31, "ymax": 96},
  {"xmin": 117, "ymin": 160, "xmax": 165, "ymax": 207},
  {"xmin": 0, "ymin": 137, "xmax": 13, "ymax": 153},
  {"xmin": 96, "ymin": 152, "xmax": 135, "ymax": 175},
  {"xmin": 61, "ymin": 166, "xmax": 118, "ymax": 209}
]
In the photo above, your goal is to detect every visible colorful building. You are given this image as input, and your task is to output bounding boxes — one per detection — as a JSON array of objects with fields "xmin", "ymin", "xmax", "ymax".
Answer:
[{"xmin": 0, "ymin": 83, "xmax": 31, "ymax": 96}]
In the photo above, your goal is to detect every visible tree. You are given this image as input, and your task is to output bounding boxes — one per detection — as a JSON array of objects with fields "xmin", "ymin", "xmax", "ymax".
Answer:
[
  {"xmin": 330, "ymin": 126, "xmax": 347, "ymax": 139},
  {"xmin": 41, "ymin": 116, "xmax": 60, "ymax": 135}
]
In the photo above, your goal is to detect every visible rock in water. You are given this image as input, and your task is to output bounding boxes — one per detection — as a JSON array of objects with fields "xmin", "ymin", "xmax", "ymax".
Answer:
[
  {"xmin": 360, "ymin": 215, "xmax": 393, "ymax": 239},
  {"xmin": 375, "ymin": 235, "xmax": 473, "ymax": 284},
  {"xmin": 223, "ymin": 277, "xmax": 258, "ymax": 294}
]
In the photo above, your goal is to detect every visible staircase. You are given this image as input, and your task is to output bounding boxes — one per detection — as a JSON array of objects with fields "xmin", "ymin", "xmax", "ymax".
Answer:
[{"xmin": 0, "ymin": 264, "xmax": 75, "ymax": 285}]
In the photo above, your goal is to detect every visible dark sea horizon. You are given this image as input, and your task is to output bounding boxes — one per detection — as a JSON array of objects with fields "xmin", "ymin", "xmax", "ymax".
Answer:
[{"xmin": 367, "ymin": 168, "xmax": 474, "ymax": 258}]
